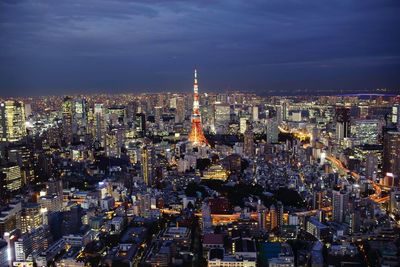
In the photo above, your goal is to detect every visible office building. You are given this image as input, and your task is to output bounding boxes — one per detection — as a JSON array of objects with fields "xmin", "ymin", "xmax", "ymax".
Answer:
[
  {"xmin": 243, "ymin": 122, "xmax": 255, "ymax": 158},
  {"xmin": 351, "ymin": 119, "xmax": 380, "ymax": 145},
  {"xmin": 0, "ymin": 164, "xmax": 22, "ymax": 192},
  {"xmin": 383, "ymin": 131, "xmax": 400, "ymax": 177},
  {"xmin": 335, "ymin": 107, "xmax": 350, "ymax": 141},
  {"xmin": 0, "ymin": 100, "xmax": 26, "ymax": 142},
  {"xmin": 332, "ymin": 190, "xmax": 349, "ymax": 223}
]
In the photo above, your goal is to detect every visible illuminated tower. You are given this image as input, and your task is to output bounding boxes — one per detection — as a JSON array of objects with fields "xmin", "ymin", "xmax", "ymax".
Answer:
[{"xmin": 188, "ymin": 69, "xmax": 208, "ymax": 146}]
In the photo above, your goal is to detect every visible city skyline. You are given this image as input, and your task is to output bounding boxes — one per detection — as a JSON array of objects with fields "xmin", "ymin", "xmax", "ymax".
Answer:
[
  {"xmin": 1, "ymin": 1, "xmax": 400, "ymax": 267},
  {"xmin": 1, "ymin": 0, "xmax": 400, "ymax": 96}
]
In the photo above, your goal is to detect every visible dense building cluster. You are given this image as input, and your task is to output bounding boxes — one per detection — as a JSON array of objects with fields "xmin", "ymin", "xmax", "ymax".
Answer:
[{"xmin": 0, "ymin": 74, "xmax": 400, "ymax": 266}]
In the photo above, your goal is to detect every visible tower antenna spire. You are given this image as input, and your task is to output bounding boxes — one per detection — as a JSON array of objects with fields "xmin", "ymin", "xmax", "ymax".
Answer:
[{"xmin": 188, "ymin": 68, "xmax": 208, "ymax": 146}]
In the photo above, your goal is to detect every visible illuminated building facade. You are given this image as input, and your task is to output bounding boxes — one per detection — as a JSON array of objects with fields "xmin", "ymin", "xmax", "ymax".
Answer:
[
  {"xmin": 0, "ymin": 164, "xmax": 22, "ymax": 192},
  {"xmin": 351, "ymin": 119, "xmax": 380, "ymax": 145},
  {"xmin": 202, "ymin": 164, "xmax": 229, "ymax": 181},
  {"xmin": 20, "ymin": 203, "xmax": 43, "ymax": 234},
  {"xmin": 0, "ymin": 100, "xmax": 26, "ymax": 142}
]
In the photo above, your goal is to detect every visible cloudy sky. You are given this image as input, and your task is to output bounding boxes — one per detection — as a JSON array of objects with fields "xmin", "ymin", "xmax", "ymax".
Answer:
[{"xmin": 0, "ymin": 0, "xmax": 399, "ymax": 96}]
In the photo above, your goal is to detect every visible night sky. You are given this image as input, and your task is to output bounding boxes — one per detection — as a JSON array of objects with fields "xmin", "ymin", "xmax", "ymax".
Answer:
[{"xmin": 0, "ymin": 0, "xmax": 399, "ymax": 96}]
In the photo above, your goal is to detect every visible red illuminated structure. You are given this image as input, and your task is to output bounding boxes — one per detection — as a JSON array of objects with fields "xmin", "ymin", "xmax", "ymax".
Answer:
[{"xmin": 188, "ymin": 69, "xmax": 208, "ymax": 146}]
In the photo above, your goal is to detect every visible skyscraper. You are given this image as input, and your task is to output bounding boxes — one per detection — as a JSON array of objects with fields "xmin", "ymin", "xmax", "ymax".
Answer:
[
  {"xmin": 332, "ymin": 190, "xmax": 349, "ymax": 223},
  {"xmin": 175, "ymin": 97, "xmax": 185, "ymax": 124},
  {"xmin": 188, "ymin": 69, "xmax": 208, "ymax": 146},
  {"xmin": 214, "ymin": 103, "xmax": 230, "ymax": 134},
  {"xmin": 141, "ymin": 145, "xmax": 154, "ymax": 186},
  {"xmin": 135, "ymin": 113, "xmax": 146, "ymax": 138},
  {"xmin": 20, "ymin": 203, "xmax": 43, "ymax": 234},
  {"xmin": 94, "ymin": 103, "xmax": 107, "ymax": 147},
  {"xmin": 276, "ymin": 201, "xmax": 284, "ymax": 230},
  {"xmin": 392, "ymin": 105, "xmax": 400, "ymax": 125},
  {"xmin": 382, "ymin": 131, "xmax": 400, "ymax": 177},
  {"xmin": 62, "ymin": 97, "xmax": 73, "ymax": 145},
  {"xmin": 252, "ymin": 106, "xmax": 259, "ymax": 122},
  {"xmin": 266, "ymin": 118, "xmax": 279, "ymax": 144},
  {"xmin": 243, "ymin": 121, "xmax": 255, "ymax": 158},
  {"xmin": 0, "ymin": 100, "xmax": 26, "ymax": 142},
  {"xmin": 351, "ymin": 119, "xmax": 380, "ymax": 145},
  {"xmin": 72, "ymin": 98, "xmax": 89, "ymax": 143},
  {"xmin": 335, "ymin": 107, "xmax": 350, "ymax": 141},
  {"xmin": 0, "ymin": 164, "xmax": 22, "ymax": 192},
  {"xmin": 269, "ymin": 204, "xmax": 277, "ymax": 230}
]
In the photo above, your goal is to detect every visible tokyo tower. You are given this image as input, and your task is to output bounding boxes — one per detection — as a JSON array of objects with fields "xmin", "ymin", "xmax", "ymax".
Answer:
[{"xmin": 188, "ymin": 69, "xmax": 208, "ymax": 146}]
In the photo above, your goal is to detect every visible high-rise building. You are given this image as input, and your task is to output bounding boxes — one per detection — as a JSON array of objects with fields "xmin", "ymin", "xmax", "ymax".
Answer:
[
  {"xmin": 107, "ymin": 106, "xmax": 127, "ymax": 127},
  {"xmin": 0, "ymin": 164, "xmax": 22, "ymax": 192},
  {"xmin": 154, "ymin": 106, "xmax": 163, "ymax": 125},
  {"xmin": 266, "ymin": 118, "xmax": 279, "ymax": 144},
  {"xmin": 14, "ymin": 233, "xmax": 32, "ymax": 262},
  {"xmin": 332, "ymin": 190, "xmax": 349, "ymax": 223},
  {"xmin": 351, "ymin": 119, "xmax": 380, "ymax": 145},
  {"xmin": 389, "ymin": 190, "xmax": 400, "ymax": 215},
  {"xmin": 365, "ymin": 153, "xmax": 378, "ymax": 179},
  {"xmin": 20, "ymin": 203, "xmax": 43, "ymax": 234},
  {"xmin": 310, "ymin": 127, "xmax": 319, "ymax": 147},
  {"xmin": 281, "ymin": 100, "xmax": 289, "ymax": 122},
  {"xmin": 62, "ymin": 204, "xmax": 82, "ymax": 235},
  {"xmin": 335, "ymin": 107, "xmax": 350, "ymax": 141},
  {"xmin": 106, "ymin": 125, "xmax": 125, "ymax": 158},
  {"xmin": 141, "ymin": 145, "xmax": 154, "ymax": 186},
  {"xmin": 188, "ymin": 69, "xmax": 208, "ymax": 146},
  {"xmin": 30, "ymin": 225, "xmax": 52, "ymax": 254},
  {"xmin": 0, "ymin": 201, "xmax": 21, "ymax": 237},
  {"xmin": 270, "ymin": 204, "xmax": 277, "ymax": 230},
  {"xmin": 175, "ymin": 97, "xmax": 185, "ymax": 123},
  {"xmin": 135, "ymin": 113, "xmax": 146, "ymax": 137},
  {"xmin": 73, "ymin": 98, "xmax": 89, "ymax": 143},
  {"xmin": 276, "ymin": 105, "xmax": 283, "ymax": 124},
  {"xmin": 257, "ymin": 203, "xmax": 267, "ymax": 231},
  {"xmin": 214, "ymin": 103, "xmax": 230, "ymax": 134},
  {"xmin": 94, "ymin": 103, "xmax": 107, "ymax": 147},
  {"xmin": 313, "ymin": 191, "xmax": 324, "ymax": 210},
  {"xmin": 239, "ymin": 117, "xmax": 248, "ymax": 134},
  {"xmin": 243, "ymin": 122, "xmax": 255, "ymax": 158},
  {"xmin": 62, "ymin": 97, "xmax": 90, "ymax": 144},
  {"xmin": 252, "ymin": 106, "xmax": 259, "ymax": 122},
  {"xmin": 392, "ymin": 105, "xmax": 400, "ymax": 125},
  {"xmin": 62, "ymin": 97, "xmax": 73, "ymax": 145},
  {"xmin": 382, "ymin": 131, "xmax": 400, "ymax": 177},
  {"xmin": 276, "ymin": 201, "xmax": 284, "ymax": 230},
  {"xmin": 202, "ymin": 202, "xmax": 212, "ymax": 234},
  {"xmin": 0, "ymin": 100, "xmax": 26, "ymax": 142},
  {"xmin": 0, "ymin": 240, "xmax": 7, "ymax": 267}
]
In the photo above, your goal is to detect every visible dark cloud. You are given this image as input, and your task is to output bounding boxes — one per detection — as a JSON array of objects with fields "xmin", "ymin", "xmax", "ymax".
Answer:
[{"xmin": 0, "ymin": 0, "xmax": 399, "ymax": 96}]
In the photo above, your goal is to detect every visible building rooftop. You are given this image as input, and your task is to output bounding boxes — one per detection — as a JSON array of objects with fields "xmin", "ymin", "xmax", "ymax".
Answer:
[{"xmin": 203, "ymin": 233, "xmax": 224, "ymax": 245}]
